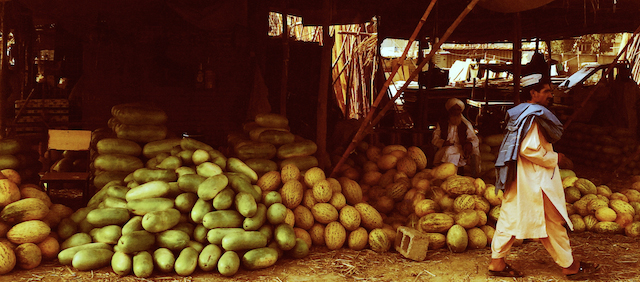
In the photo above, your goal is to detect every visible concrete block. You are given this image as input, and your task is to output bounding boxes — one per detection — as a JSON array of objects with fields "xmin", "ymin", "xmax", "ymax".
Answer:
[{"xmin": 394, "ymin": 226, "xmax": 429, "ymax": 261}]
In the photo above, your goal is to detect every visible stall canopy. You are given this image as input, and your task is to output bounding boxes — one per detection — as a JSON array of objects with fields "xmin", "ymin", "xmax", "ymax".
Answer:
[
  {"xmin": 14, "ymin": 0, "xmax": 640, "ymax": 43},
  {"xmin": 271, "ymin": 0, "xmax": 640, "ymax": 42}
]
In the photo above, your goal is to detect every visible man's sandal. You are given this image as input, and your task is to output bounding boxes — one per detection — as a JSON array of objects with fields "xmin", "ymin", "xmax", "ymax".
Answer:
[
  {"xmin": 566, "ymin": 262, "xmax": 600, "ymax": 281},
  {"xmin": 488, "ymin": 263, "xmax": 524, "ymax": 277}
]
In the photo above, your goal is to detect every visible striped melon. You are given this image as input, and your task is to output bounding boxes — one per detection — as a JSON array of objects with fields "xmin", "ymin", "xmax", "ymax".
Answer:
[
  {"xmin": 453, "ymin": 194, "xmax": 475, "ymax": 213},
  {"xmin": 368, "ymin": 228, "xmax": 390, "ymax": 253},
  {"xmin": 418, "ymin": 213, "xmax": 454, "ymax": 233}
]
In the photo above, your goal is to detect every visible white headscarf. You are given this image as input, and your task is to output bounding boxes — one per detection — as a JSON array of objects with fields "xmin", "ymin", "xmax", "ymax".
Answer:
[{"xmin": 445, "ymin": 98, "xmax": 465, "ymax": 111}]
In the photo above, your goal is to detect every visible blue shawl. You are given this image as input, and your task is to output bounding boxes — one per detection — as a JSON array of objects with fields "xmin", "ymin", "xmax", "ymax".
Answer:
[{"xmin": 494, "ymin": 103, "xmax": 563, "ymax": 192}]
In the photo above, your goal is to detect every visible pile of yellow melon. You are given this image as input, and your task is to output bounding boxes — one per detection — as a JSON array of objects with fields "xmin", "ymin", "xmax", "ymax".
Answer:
[
  {"xmin": 0, "ymin": 169, "xmax": 74, "ymax": 275},
  {"xmin": 562, "ymin": 170, "xmax": 640, "ymax": 237},
  {"xmin": 330, "ymin": 142, "xmax": 506, "ymax": 254}
]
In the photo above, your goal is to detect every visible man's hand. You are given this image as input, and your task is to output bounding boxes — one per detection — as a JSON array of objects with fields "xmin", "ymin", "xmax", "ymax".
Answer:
[
  {"xmin": 442, "ymin": 140, "xmax": 453, "ymax": 147},
  {"xmin": 557, "ymin": 152, "xmax": 564, "ymax": 164}
]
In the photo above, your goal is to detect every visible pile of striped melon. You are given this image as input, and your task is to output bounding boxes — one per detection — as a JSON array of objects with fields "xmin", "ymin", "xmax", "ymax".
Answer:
[
  {"xmin": 0, "ymin": 169, "xmax": 75, "ymax": 275},
  {"xmin": 562, "ymin": 170, "xmax": 640, "ymax": 236},
  {"xmin": 330, "ymin": 142, "xmax": 505, "ymax": 253}
]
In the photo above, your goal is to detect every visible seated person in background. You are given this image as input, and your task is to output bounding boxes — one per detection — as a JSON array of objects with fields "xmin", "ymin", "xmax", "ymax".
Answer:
[{"xmin": 432, "ymin": 98, "xmax": 481, "ymax": 176}]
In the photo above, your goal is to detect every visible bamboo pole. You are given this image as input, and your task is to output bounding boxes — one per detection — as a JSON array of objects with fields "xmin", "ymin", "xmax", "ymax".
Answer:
[
  {"xmin": 316, "ymin": 0, "xmax": 333, "ymax": 170},
  {"xmin": 1, "ymin": 1, "xmax": 7, "ymax": 138},
  {"xmin": 330, "ymin": 0, "xmax": 484, "ymax": 177},
  {"xmin": 280, "ymin": 2, "xmax": 289, "ymax": 116},
  {"xmin": 512, "ymin": 12, "xmax": 522, "ymax": 105}
]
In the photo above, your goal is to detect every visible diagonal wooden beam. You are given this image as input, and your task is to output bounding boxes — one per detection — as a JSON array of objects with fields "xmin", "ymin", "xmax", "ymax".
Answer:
[{"xmin": 331, "ymin": 0, "xmax": 483, "ymax": 177}]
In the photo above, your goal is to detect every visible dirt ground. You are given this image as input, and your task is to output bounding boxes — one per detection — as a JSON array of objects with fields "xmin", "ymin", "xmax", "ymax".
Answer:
[{"xmin": 1, "ymin": 164, "xmax": 639, "ymax": 282}]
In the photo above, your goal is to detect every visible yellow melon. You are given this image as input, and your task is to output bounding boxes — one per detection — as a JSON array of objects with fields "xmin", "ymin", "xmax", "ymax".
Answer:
[
  {"xmin": 446, "ymin": 224, "xmax": 468, "ymax": 253},
  {"xmin": 479, "ymin": 225, "xmax": 495, "ymax": 243},
  {"xmin": 615, "ymin": 212, "xmax": 634, "ymax": 228},
  {"xmin": 414, "ymin": 199, "xmax": 440, "ymax": 217},
  {"xmin": 587, "ymin": 199, "xmax": 609, "ymax": 215},
  {"xmin": 1, "ymin": 169, "xmax": 21, "ymax": 186},
  {"xmin": 366, "ymin": 146, "xmax": 382, "ymax": 162},
  {"xmin": 0, "ymin": 179, "xmax": 21, "ymax": 208},
  {"xmin": 14, "ymin": 243, "xmax": 41, "ymax": 270},
  {"xmin": 293, "ymin": 206, "xmax": 315, "ymax": 230},
  {"xmin": 308, "ymin": 223, "xmax": 325, "ymax": 246},
  {"xmin": 583, "ymin": 215, "xmax": 598, "ymax": 231},
  {"xmin": 361, "ymin": 171, "xmax": 382, "ymax": 186},
  {"xmin": 324, "ymin": 222, "xmax": 346, "ymax": 250},
  {"xmin": 377, "ymin": 154, "xmax": 398, "ymax": 171},
  {"xmin": 257, "ymin": 171, "xmax": 281, "ymax": 192},
  {"xmin": 339, "ymin": 205, "xmax": 361, "ymax": 231},
  {"xmin": 610, "ymin": 192, "xmax": 628, "ymax": 202},
  {"xmin": 348, "ymin": 227, "xmax": 368, "ymax": 250},
  {"xmin": 281, "ymin": 163, "xmax": 301, "ymax": 184},
  {"xmin": 293, "ymin": 227, "xmax": 313, "ymax": 248},
  {"xmin": 624, "ymin": 222, "xmax": 640, "ymax": 237},
  {"xmin": 329, "ymin": 192, "xmax": 347, "ymax": 210},
  {"xmin": 368, "ymin": 228, "xmax": 390, "ymax": 253},
  {"xmin": 594, "ymin": 221, "xmax": 623, "ymax": 234},
  {"xmin": 406, "ymin": 146, "xmax": 428, "ymax": 170},
  {"xmin": 596, "ymin": 185, "xmax": 612, "ymax": 198},
  {"xmin": 396, "ymin": 157, "xmax": 417, "ymax": 178},
  {"xmin": 466, "ymin": 227, "xmax": 487, "ymax": 249},
  {"xmin": 382, "ymin": 145, "xmax": 407, "ymax": 155},
  {"xmin": 312, "ymin": 180, "xmax": 332, "ymax": 203},
  {"xmin": 432, "ymin": 163, "xmax": 457, "ymax": 180},
  {"xmin": 594, "ymin": 207, "xmax": 617, "ymax": 222},
  {"xmin": 280, "ymin": 180, "xmax": 304, "ymax": 209},
  {"xmin": 36, "ymin": 236, "xmax": 60, "ymax": 261},
  {"xmin": 564, "ymin": 187, "xmax": 582, "ymax": 203},
  {"xmin": 339, "ymin": 177, "xmax": 363, "ymax": 205},
  {"xmin": 569, "ymin": 214, "xmax": 586, "ymax": 232},
  {"xmin": 311, "ymin": 203, "xmax": 339, "ymax": 224},
  {"xmin": 362, "ymin": 161, "xmax": 379, "ymax": 173},
  {"xmin": 413, "ymin": 179, "xmax": 431, "ymax": 193},
  {"xmin": 484, "ymin": 186, "xmax": 504, "ymax": 206},
  {"xmin": 0, "ymin": 241, "xmax": 16, "ymax": 274}
]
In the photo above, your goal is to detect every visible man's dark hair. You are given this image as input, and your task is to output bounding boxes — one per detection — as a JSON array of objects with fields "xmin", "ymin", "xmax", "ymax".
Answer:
[{"xmin": 520, "ymin": 76, "xmax": 551, "ymax": 101}]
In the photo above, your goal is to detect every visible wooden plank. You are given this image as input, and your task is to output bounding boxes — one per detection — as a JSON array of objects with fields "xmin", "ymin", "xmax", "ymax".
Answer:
[{"xmin": 48, "ymin": 129, "xmax": 92, "ymax": 151}]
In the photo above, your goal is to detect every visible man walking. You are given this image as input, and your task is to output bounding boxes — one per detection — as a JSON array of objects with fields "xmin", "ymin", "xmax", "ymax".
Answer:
[{"xmin": 489, "ymin": 74, "xmax": 599, "ymax": 279}]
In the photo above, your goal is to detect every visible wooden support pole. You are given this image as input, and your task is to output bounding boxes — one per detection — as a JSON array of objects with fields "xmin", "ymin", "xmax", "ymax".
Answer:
[
  {"xmin": 1, "ymin": 1, "xmax": 7, "ymax": 138},
  {"xmin": 316, "ymin": 0, "xmax": 332, "ymax": 170},
  {"xmin": 331, "ymin": 0, "xmax": 480, "ymax": 177},
  {"xmin": 512, "ymin": 12, "xmax": 522, "ymax": 105},
  {"xmin": 280, "ymin": 1, "xmax": 289, "ymax": 116}
]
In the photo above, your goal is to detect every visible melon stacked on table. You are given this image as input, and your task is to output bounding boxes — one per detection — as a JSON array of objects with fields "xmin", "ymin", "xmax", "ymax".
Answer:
[
  {"xmin": 562, "ymin": 170, "xmax": 640, "ymax": 237},
  {"xmin": 228, "ymin": 113, "xmax": 319, "ymax": 175},
  {"xmin": 0, "ymin": 138, "xmax": 42, "ymax": 185},
  {"xmin": 556, "ymin": 123, "xmax": 637, "ymax": 173},
  {"xmin": 92, "ymin": 103, "xmax": 169, "ymax": 190},
  {"xmin": 55, "ymin": 137, "xmax": 314, "ymax": 277},
  {"xmin": 0, "ymin": 169, "xmax": 74, "ymax": 275}
]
